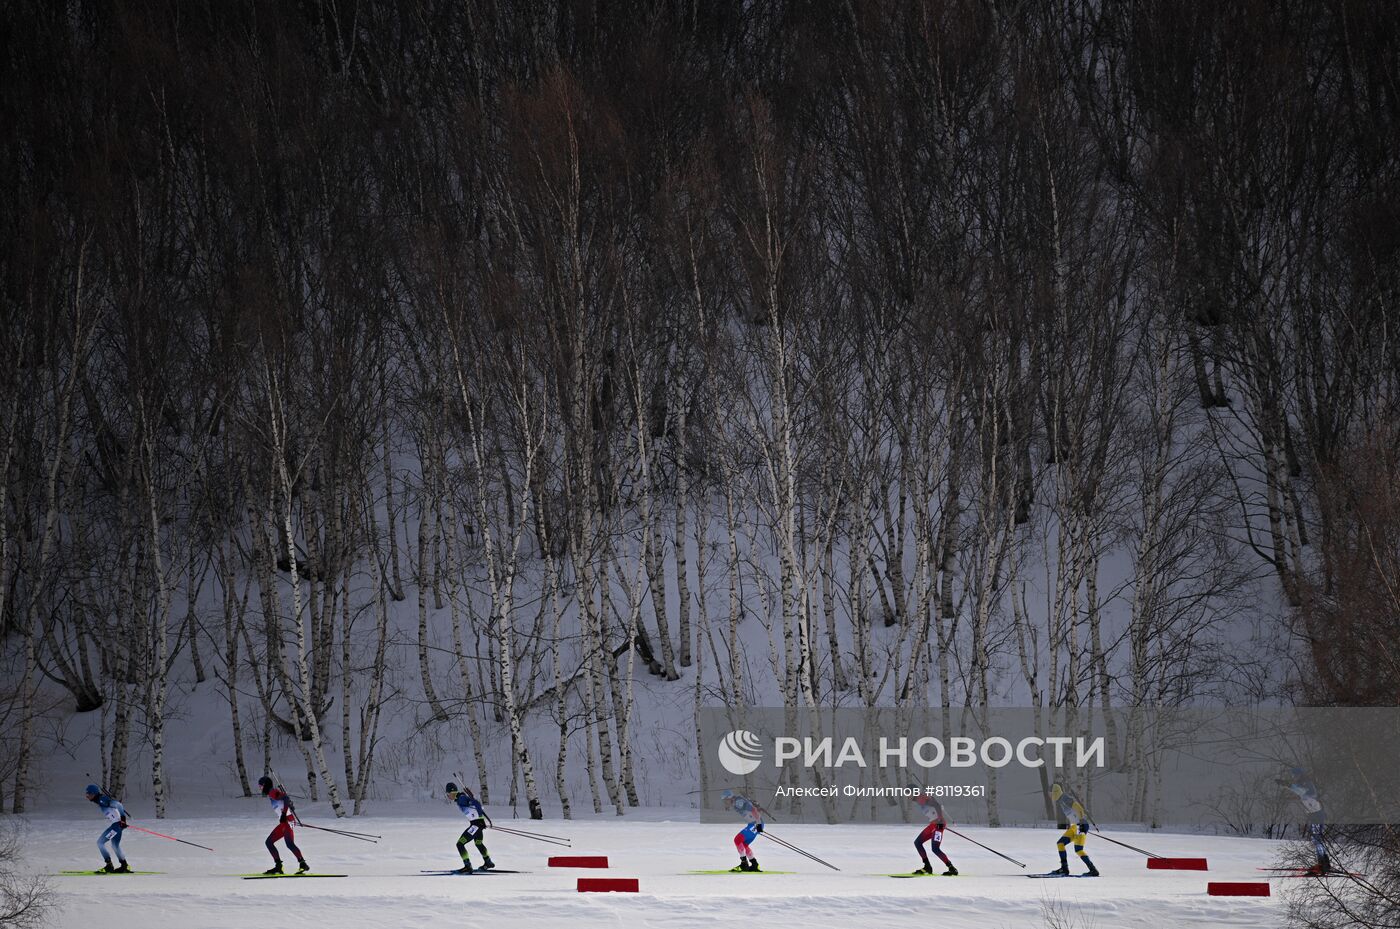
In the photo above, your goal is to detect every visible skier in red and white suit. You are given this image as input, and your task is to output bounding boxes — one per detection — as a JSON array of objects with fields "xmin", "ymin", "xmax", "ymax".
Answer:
[
  {"xmin": 259, "ymin": 776, "xmax": 309, "ymax": 875},
  {"xmin": 912, "ymin": 792, "xmax": 957, "ymax": 875}
]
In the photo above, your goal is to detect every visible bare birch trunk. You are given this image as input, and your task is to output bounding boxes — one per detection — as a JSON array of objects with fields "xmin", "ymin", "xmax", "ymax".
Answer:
[
  {"xmin": 637, "ymin": 405, "xmax": 679, "ymax": 680},
  {"xmin": 222, "ymin": 544, "xmax": 252, "ymax": 797},
  {"xmin": 382, "ymin": 413, "xmax": 405, "ymax": 601},
  {"xmin": 14, "ymin": 262, "xmax": 89, "ymax": 812},
  {"xmin": 265, "ymin": 368, "xmax": 346, "ymax": 817},
  {"xmin": 186, "ymin": 562, "xmax": 206, "ymax": 684},
  {"xmin": 142, "ymin": 424, "xmax": 173, "ymax": 819},
  {"xmin": 340, "ymin": 565, "xmax": 356, "ymax": 801},
  {"xmin": 444, "ymin": 496, "xmax": 489, "ymax": 801},
  {"xmin": 723, "ymin": 486, "xmax": 746, "ymax": 706},
  {"xmin": 416, "ymin": 492, "xmax": 449, "ymax": 721},
  {"xmin": 354, "ymin": 550, "xmax": 392, "ymax": 814},
  {"xmin": 674, "ymin": 408, "xmax": 693, "ymax": 668},
  {"xmin": 544, "ymin": 548, "xmax": 571, "ymax": 818}
]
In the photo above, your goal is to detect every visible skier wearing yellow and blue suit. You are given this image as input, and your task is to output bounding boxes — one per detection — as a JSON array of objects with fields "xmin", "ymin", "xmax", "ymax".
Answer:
[{"xmin": 1050, "ymin": 783, "xmax": 1099, "ymax": 877}]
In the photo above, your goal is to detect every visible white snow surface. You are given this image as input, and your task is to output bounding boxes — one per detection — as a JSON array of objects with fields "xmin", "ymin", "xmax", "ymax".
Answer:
[{"xmin": 25, "ymin": 800, "xmax": 1297, "ymax": 929}]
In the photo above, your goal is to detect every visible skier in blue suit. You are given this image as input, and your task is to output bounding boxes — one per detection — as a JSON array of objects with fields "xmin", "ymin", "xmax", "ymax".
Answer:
[
  {"xmin": 721, "ymin": 789, "xmax": 766, "ymax": 872},
  {"xmin": 1278, "ymin": 768, "xmax": 1329, "ymax": 875},
  {"xmin": 446, "ymin": 782, "xmax": 495, "ymax": 874},
  {"xmin": 85, "ymin": 784, "xmax": 131, "ymax": 873}
]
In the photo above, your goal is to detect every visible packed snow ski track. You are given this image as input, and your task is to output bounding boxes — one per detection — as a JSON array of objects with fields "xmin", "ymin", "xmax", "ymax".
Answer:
[{"xmin": 29, "ymin": 804, "xmax": 1298, "ymax": 929}]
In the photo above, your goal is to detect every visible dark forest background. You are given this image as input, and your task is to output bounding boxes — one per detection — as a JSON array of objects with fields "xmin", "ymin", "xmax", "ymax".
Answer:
[{"xmin": 3, "ymin": 2, "xmax": 1400, "ymax": 922}]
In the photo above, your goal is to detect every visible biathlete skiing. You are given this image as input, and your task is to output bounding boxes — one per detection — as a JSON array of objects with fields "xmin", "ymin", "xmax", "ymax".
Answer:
[
  {"xmin": 1049, "ymin": 783, "xmax": 1099, "ymax": 877},
  {"xmin": 85, "ymin": 784, "xmax": 131, "ymax": 873},
  {"xmin": 721, "ymin": 789, "xmax": 766, "ymax": 872},
  {"xmin": 259, "ymin": 775, "xmax": 310, "ymax": 875},
  {"xmin": 911, "ymin": 792, "xmax": 957, "ymax": 875},
  {"xmin": 446, "ymin": 782, "xmax": 496, "ymax": 874},
  {"xmin": 1278, "ymin": 767, "xmax": 1329, "ymax": 875}
]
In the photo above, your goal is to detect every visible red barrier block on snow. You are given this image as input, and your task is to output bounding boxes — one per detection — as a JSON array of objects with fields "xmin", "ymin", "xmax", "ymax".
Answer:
[
  {"xmin": 549, "ymin": 856, "xmax": 610, "ymax": 868},
  {"xmin": 577, "ymin": 877, "xmax": 639, "ymax": 893},
  {"xmin": 1148, "ymin": 857, "xmax": 1209, "ymax": 871},
  {"xmin": 1208, "ymin": 881, "xmax": 1270, "ymax": 897}
]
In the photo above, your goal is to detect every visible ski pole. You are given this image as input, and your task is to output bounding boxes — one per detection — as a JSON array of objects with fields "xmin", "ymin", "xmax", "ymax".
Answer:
[
  {"xmin": 946, "ymin": 828, "xmax": 1026, "ymax": 868},
  {"xmin": 298, "ymin": 823, "xmax": 378, "ymax": 842},
  {"xmin": 124, "ymin": 824, "xmax": 215, "ymax": 852},
  {"xmin": 763, "ymin": 832, "xmax": 838, "ymax": 871},
  {"xmin": 297, "ymin": 820, "xmax": 382, "ymax": 839},
  {"xmin": 1090, "ymin": 831, "xmax": 1163, "ymax": 858},
  {"xmin": 492, "ymin": 828, "xmax": 568, "ymax": 839},
  {"xmin": 760, "ymin": 831, "xmax": 840, "ymax": 871},
  {"xmin": 490, "ymin": 825, "xmax": 572, "ymax": 847},
  {"xmin": 295, "ymin": 822, "xmax": 378, "ymax": 843},
  {"xmin": 496, "ymin": 825, "xmax": 572, "ymax": 842}
]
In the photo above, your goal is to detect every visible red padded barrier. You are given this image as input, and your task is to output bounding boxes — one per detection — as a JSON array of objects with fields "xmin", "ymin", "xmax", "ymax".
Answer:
[
  {"xmin": 549, "ymin": 856, "xmax": 609, "ymax": 868},
  {"xmin": 577, "ymin": 878, "xmax": 639, "ymax": 893},
  {"xmin": 1148, "ymin": 857, "xmax": 1209, "ymax": 870},
  {"xmin": 1208, "ymin": 882, "xmax": 1270, "ymax": 897}
]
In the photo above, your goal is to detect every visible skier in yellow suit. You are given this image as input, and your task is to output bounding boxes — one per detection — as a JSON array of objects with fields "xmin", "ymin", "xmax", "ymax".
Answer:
[{"xmin": 1050, "ymin": 783, "xmax": 1099, "ymax": 877}]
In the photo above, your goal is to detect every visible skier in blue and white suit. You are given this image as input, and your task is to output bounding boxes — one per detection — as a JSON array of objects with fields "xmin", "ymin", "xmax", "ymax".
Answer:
[
  {"xmin": 1278, "ymin": 768, "xmax": 1329, "ymax": 875},
  {"xmin": 446, "ymin": 782, "xmax": 495, "ymax": 874},
  {"xmin": 721, "ymin": 789, "xmax": 766, "ymax": 872},
  {"xmin": 85, "ymin": 784, "xmax": 131, "ymax": 873}
]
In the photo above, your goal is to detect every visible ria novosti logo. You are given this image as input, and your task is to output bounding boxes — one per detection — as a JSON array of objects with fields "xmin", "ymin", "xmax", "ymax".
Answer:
[
  {"xmin": 717, "ymin": 730, "xmax": 764, "ymax": 775},
  {"xmin": 714, "ymin": 730, "xmax": 1105, "ymax": 772}
]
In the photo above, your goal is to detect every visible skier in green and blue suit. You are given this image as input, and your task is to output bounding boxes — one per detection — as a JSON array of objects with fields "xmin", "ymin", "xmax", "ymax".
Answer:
[{"xmin": 446, "ymin": 782, "xmax": 496, "ymax": 874}]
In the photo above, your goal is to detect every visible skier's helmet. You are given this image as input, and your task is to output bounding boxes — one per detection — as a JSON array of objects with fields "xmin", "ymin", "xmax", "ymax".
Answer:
[
  {"xmin": 85, "ymin": 784, "xmax": 101, "ymax": 799},
  {"xmin": 258, "ymin": 775, "xmax": 273, "ymax": 795},
  {"xmin": 445, "ymin": 782, "xmax": 459, "ymax": 795}
]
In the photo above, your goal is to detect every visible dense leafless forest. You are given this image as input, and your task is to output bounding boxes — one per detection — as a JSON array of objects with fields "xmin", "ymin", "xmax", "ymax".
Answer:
[{"xmin": 3, "ymin": 2, "xmax": 1399, "ymax": 916}]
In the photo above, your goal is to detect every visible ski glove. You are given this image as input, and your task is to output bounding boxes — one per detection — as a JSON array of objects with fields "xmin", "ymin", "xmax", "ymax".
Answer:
[{"xmin": 755, "ymin": 823, "xmax": 764, "ymax": 833}]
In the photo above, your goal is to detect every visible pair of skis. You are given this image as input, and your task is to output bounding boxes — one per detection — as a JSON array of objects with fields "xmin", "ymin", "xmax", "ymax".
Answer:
[
  {"xmin": 1259, "ymin": 867, "xmax": 1367, "ymax": 879},
  {"xmin": 58, "ymin": 870, "xmax": 347, "ymax": 879}
]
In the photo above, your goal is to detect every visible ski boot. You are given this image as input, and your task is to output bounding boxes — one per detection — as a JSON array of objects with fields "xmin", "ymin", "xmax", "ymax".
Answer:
[
  {"xmin": 296, "ymin": 860, "xmax": 310, "ymax": 874},
  {"xmin": 115, "ymin": 862, "xmax": 131, "ymax": 874},
  {"xmin": 914, "ymin": 863, "xmax": 933, "ymax": 875},
  {"xmin": 455, "ymin": 861, "xmax": 475, "ymax": 875},
  {"xmin": 943, "ymin": 865, "xmax": 959, "ymax": 876},
  {"xmin": 101, "ymin": 861, "xmax": 116, "ymax": 873},
  {"xmin": 730, "ymin": 857, "xmax": 748, "ymax": 873},
  {"xmin": 1083, "ymin": 864, "xmax": 1099, "ymax": 877},
  {"xmin": 263, "ymin": 862, "xmax": 284, "ymax": 876},
  {"xmin": 1050, "ymin": 866, "xmax": 1070, "ymax": 876},
  {"xmin": 748, "ymin": 857, "xmax": 760, "ymax": 872},
  {"xmin": 480, "ymin": 857, "xmax": 496, "ymax": 872}
]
